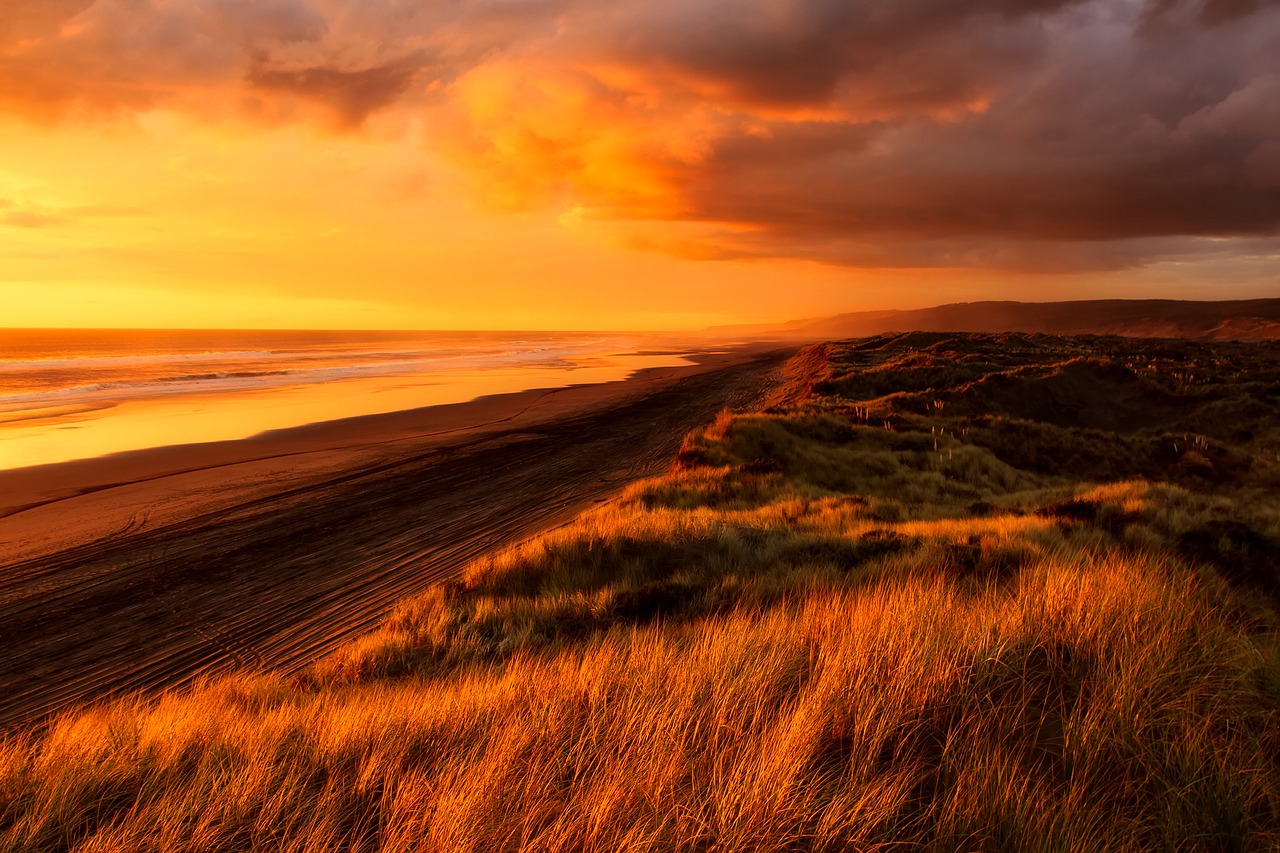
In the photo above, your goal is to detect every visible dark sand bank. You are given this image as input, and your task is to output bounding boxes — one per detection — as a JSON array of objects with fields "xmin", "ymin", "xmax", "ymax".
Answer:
[{"xmin": 0, "ymin": 347, "xmax": 793, "ymax": 730}]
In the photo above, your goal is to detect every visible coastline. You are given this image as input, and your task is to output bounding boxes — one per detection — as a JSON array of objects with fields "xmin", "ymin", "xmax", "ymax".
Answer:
[
  {"xmin": 0, "ymin": 345, "xmax": 792, "ymax": 730},
  {"xmin": 0, "ymin": 342, "xmax": 705, "ymax": 472},
  {"xmin": 0, "ymin": 349, "xmax": 754, "ymax": 557}
]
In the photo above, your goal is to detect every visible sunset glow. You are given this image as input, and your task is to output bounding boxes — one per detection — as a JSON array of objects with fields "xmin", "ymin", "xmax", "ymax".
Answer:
[
  {"xmin": 5, "ymin": 5, "xmax": 1280, "ymax": 844},
  {"xmin": 2, "ymin": 0, "xmax": 1278, "ymax": 329}
]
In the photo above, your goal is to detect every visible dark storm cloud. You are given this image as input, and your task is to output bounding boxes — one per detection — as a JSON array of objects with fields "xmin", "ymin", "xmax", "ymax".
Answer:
[
  {"xmin": 1143, "ymin": 0, "xmax": 1280, "ymax": 26},
  {"xmin": 560, "ymin": 0, "xmax": 1280, "ymax": 267},
  {"xmin": 0, "ymin": 0, "xmax": 561, "ymax": 123},
  {"xmin": 247, "ymin": 55, "xmax": 431, "ymax": 128},
  {"xmin": 0, "ymin": 0, "xmax": 330, "ymax": 117},
  {"xmin": 2, "ymin": 0, "xmax": 1277, "ymax": 270},
  {"xmin": 567, "ymin": 0, "xmax": 1091, "ymax": 110}
]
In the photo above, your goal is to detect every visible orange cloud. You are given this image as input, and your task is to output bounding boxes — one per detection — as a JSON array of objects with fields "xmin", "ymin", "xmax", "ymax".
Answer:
[
  {"xmin": 1, "ymin": 0, "xmax": 1278, "ymax": 276},
  {"xmin": 429, "ymin": 0, "xmax": 1280, "ymax": 271},
  {"xmin": 443, "ymin": 58, "xmax": 729, "ymax": 216}
]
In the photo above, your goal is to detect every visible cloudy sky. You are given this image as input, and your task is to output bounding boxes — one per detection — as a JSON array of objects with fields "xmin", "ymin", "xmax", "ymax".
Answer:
[{"xmin": 2, "ymin": 0, "xmax": 1277, "ymax": 328}]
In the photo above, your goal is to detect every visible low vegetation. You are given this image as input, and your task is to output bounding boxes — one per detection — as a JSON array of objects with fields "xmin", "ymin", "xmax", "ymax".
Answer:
[{"xmin": 3, "ymin": 332, "xmax": 1280, "ymax": 851}]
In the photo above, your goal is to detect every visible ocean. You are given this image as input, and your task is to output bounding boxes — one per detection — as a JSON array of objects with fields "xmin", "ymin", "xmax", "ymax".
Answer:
[{"xmin": 0, "ymin": 329, "xmax": 693, "ymax": 470}]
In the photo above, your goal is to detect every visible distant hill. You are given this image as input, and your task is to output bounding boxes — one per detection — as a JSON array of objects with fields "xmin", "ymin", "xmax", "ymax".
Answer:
[{"xmin": 716, "ymin": 298, "xmax": 1280, "ymax": 341}]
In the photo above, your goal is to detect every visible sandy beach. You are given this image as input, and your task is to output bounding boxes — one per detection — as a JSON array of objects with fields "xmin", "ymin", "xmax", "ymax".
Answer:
[{"xmin": 0, "ymin": 346, "xmax": 793, "ymax": 730}]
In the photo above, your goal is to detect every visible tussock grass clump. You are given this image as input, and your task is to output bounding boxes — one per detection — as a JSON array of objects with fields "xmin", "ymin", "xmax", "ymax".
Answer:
[{"xmin": 3, "ymin": 333, "xmax": 1280, "ymax": 851}]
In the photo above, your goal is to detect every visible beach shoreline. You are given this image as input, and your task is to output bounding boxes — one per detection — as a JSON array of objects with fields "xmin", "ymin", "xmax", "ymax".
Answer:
[
  {"xmin": 0, "ymin": 348, "xmax": 758, "ymax": 551},
  {"xmin": 0, "ymin": 344, "xmax": 793, "ymax": 730},
  {"xmin": 0, "ymin": 333, "xmax": 711, "ymax": 473}
]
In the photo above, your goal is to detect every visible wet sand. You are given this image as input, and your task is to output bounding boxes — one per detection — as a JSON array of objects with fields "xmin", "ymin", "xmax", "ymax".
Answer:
[{"xmin": 0, "ymin": 346, "xmax": 793, "ymax": 731}]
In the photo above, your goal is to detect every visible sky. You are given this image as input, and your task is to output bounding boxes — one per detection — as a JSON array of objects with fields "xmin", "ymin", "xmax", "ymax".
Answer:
[{"xmin": 1, "ymin": 0, "xmax": 1278, "ymax": 330}]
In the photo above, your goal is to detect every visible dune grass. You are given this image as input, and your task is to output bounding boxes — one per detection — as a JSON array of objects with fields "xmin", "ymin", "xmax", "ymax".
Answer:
[{"xmin": 3, "ymin": 332, "xmax": 1279, "ymax": 851}]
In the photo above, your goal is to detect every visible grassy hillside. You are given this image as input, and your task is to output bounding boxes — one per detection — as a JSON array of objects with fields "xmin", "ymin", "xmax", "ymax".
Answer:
[
  {"xmin": 4, "ymin": 333, "xmax": 1280, "ymax": 851},
  {"xmin": 717, "ymin": 298, "xmax": 1280, "ymax": 341}
]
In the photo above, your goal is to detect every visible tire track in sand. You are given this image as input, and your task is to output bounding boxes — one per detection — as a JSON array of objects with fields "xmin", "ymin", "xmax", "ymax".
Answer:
[{"xmin": 0, "ymin": 351, "xmax": 792, "ymax": 731}]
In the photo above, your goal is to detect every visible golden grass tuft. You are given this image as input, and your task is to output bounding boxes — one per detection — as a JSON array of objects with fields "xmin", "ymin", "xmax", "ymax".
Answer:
[{"xmin": 3, "ymin": 333, "xmax": 1280, "ymax": 850}]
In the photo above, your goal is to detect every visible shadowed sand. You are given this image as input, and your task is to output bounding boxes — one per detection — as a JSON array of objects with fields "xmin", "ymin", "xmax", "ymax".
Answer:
[{"xmin": 0, "ymin": 347, "xmax": 793, "ymax": 730}]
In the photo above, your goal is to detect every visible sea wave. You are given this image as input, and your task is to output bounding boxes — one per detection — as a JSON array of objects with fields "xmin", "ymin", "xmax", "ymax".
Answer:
[
  {"xmin": 0, "ymin": 338, "xmax": 612, "ymax": 373},
  {"xmin": 0, "ymin": 350, "xmax": 285, "ymax": 373},
  {"xmin": 0, "ymin": 344, "xmax": 609, "ymax": 414}
]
